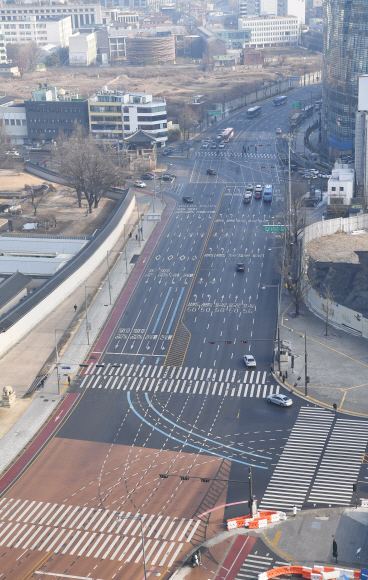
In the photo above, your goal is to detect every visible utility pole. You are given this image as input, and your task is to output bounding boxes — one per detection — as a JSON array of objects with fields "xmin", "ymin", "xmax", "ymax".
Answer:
[{"xmin": 304, "ymin": 331, "xmax": 308, "ymax": 396}]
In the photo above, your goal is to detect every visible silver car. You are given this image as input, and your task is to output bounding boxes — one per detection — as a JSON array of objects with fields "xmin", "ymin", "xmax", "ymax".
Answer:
[
  {"xmin": 243, "ymin": 355, "xmax": 256, "ymax": 367},
  {"xmin": 267, "ymin": 394, "xmax": 293, "ymax": 407}
]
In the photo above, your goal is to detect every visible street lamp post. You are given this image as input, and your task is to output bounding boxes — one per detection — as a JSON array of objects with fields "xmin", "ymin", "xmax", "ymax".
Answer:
[
  {"xmin": 123, "ymin": 223, "xmax": 137, "ymax": 273},
  {"xmin": 84, "ymin": 285, "xmax": 103, "ymax": 345},
  {"xmin": 261, "ymin": 284, "xmax": 281, "ymax": 372},
  {"xmin": 54, "ymin": 328, "xmax": 74, "ymax": 395},
  {"xmin": 106, "ymin": 250, "xmax": 123, "ymax": 305}
]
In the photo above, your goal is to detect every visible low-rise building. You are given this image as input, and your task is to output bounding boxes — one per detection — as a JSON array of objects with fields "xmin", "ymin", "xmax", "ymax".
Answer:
[
  {"xmin": 69, "ymin": 32, "xmax": 97, "ymax": 66},
  {"xmin": 0, "ymin": 64, "xmax": 20, "ymax": 77},
  {"xmin": 24, "ymin": 86, "xmax": 88, "ymax": 143},
  {"xmin": 327, "ymin": 163, "xmax": 355, "ymax": 207},
  {"xmin": 0, "ymin": 15, "xmax": 72, "ymax": 48},
  {"xmin": 0, "ymin": 104, "xmax": 27, "ymax": 144},
  {"xmin": 238, "ymin": 15, "xmax": 299, "ymax": 47}
]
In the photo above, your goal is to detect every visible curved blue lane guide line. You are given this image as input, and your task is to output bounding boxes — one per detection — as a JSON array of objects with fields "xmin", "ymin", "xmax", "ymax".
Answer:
[
  {"xmin": 127, "ymin": 392, "xmax": 267, "ymax": 470},
  {"xmin": 145, "ymin": 393, "xmax": 270, "ymax": 461}
]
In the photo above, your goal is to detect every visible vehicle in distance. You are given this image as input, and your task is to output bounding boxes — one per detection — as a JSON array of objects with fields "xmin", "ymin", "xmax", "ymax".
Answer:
[
  {"xmin": 273, "ymin": 95, "xmax": 288, "ymax": 106},
  {"xmin": 215, "ymin": 136, "xmax": 222, "ymax": 142},
  {"xmin": 162, "ymin": 149, "xmax": 173, "ymax": 156},
  {"xmin": 140, "ymin": 173, "xmax": 155, "ymax": 180},
  {"xmin": 276, "ymin": 128, "xmax": 282, "ymax": 134},
  {"xmin": 319, "ymin": 173, "xmax": 330, "ymax": 179},
  {"xmin": 134, "ymin": 180, "xmax": 146, "ymax": 188},
  {"xmin": 207, "ymin": 169, "xmax": 216, "ymax": 175},
  {"xmin": 210, "ymin": 143, "xmax": 217, "ymax": 149},
  {"xmin": 221, "ymin": 128, "xmax": 234, "ymax": 142},
  {"xmin": 254, "ymin": 184, "xmax": 263, "ymax": 198},
  {"xmin": 263, "ymin": 184, "xmax": 273, "ymax": 202},
  {"xmin": 219, "ymin": 143, "xmax": 225, "ymax": 149},
  {"xmin": 6, "ymin": 150, "xmax": 19, "ymax": 156},
  {"xmin": 164, "ymin": 172, "xmax": 176, "ymax": 179},
  {"xmin": 243, "ymin": 192, "xmax": 252, "ymax": 203},
  {"xmin": 267, "ymin": 393, "xmax": 293, "ymax": 407},
  {"xmin": 243, "ymin": 355, "xmax": 256, "ymax": 367},
  {"xmin": 161, "ymin": 174, "xmax": 174, "ymax": 181},
  {"xmin": 202, "ymin": 143, "xmax": 209, "ymax": 149},
  {"xmin": 246, "ymin": 183, "xmax": 253, "ymax": 191},
  {"xmin": 182, "ymin": 196, "xmax": 193, "ymax": 203},
  {"xmin": 236, "ymin": 263, "xmax": 245, "ymax": 271},
  {"xmin": 246, "ymin": 106, "xmax": 261, "ymax": 118}
]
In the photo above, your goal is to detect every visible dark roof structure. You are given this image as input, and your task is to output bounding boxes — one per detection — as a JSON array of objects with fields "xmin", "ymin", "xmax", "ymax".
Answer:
[
  {"xmin": 124, "ymin": 130, "xmax": 156, "ymax": 144},
  {"xmin": 0, "ymin": 271, "xmax": 30, "ymax": 311}
]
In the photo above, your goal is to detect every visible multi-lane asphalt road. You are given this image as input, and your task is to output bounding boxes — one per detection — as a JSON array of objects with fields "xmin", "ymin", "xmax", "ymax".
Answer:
[{"xmin": 1, "ymin": 85, "xmax": 368, "ymax": 580}]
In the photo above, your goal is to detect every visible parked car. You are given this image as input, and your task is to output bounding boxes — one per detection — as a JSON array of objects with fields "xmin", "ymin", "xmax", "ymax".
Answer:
[
  {"xmin": 134, "ymin": 180, "xmax": 146, "ymax": 188},
  {"xmin": 207, "ymin": 169, "xmax": 216, "ymax": 175},
  {"xmin": 140, "ymin": 173, "xmax": 154, "ymax": 180},
  {"xmin": 162, "ymin": 149, "xmax": 173, "ymax": 156},
  {"xmin": 182, "ymin": 196, "xmax": 193, "ymax": 203},
  {"xmin": 243, "ymin": 355, "xmax": 256, "ymax": 367},
  {"xmin": 164, "ymin": 172, "xmax": 177, "ymax": 179},
  {"xmin": 147, "ymin": 172, "xmax": 158, "ymax": 178},
  {"xmin": 267, "ymin": 393, "xmax": 293, "ymax": 407}
]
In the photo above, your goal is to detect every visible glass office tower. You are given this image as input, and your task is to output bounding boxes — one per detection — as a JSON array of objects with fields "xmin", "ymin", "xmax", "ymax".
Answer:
[{"xmin": 322, "ymin": 0, "xmax": 368, "ymax": 160}]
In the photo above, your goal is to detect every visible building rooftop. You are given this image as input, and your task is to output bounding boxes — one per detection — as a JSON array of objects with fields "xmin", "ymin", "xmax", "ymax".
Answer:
[
  {"xmin": 0, "ymin": 236, "xmax": 87, "ymax": 258},
  {"xmin": 124, "ymin": 130, "xmax": 156, "ymax": 143},
  {"xmin": 0, "ymin": 272, "xmax": 31, "ymax": 311}
]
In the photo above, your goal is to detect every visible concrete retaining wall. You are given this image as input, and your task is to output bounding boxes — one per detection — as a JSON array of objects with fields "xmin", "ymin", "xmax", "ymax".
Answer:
[
  {"xmin": 0, "ymin": 189, "xmax": 136, "ymax": 357},
  {"xmin": 303, "ymin": 214, "xmax": 368, "ymax": 338}
]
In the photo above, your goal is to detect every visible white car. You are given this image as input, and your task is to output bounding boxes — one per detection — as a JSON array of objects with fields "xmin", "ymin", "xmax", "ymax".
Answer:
[
  {"xmin": 219, "ymin": 143, "xmax": 225, "ymax": 149},
  {"xmin": 267, "ymin": 393, "xmax": 293, "ymax": 407},
  {"xmin": 243, "ymin": 355, "xmax": 256, "ymax": 367},
  {"xmin": 135, "ymin": 180, "xmax": 146, "ymax": 188},
  {"xmin": 276, "ymin": 128, "xmax": 282, "ymax": 134}
]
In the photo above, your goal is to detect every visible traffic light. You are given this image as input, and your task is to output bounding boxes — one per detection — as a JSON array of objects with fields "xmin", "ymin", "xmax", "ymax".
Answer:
[
  {"xmin": 201, "ymin": 478, "xmax": 210, "ymax": 483},
  {"xmin": 306, "ymin": 376, "xmax": 310, "ymax": 383},
  {"xmin": 159, "ymin": 474, "xmax": 168, "ymax": 479},
  {"xmin": 180, "ymin": 476, "xmax": 189, "ymax": 481},
  {"xmin": 208, "ymin": 341, "xmax": 215, "ymax": 344},
  {"xmin": 225, "ymin": 341, "xmax": 233, "ymax": 344},
  {"xmin": 241, "ymin": 340, "xmax": 248, "ymax": 344}
]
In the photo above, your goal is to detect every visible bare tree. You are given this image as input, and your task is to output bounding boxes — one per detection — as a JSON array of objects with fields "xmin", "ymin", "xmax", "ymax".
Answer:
[
  {"xmin": 0, "ymin": 119, "xmax": 10, "ymax": 159},
  {"xmin": 6, "ymin": 43, "xmax": 30, "ymax": 76},
  {"xmin": 27, "ymin": 41, "xmax": 45, "ymax": 69},
  {"xmin": 25, "ymin": 183, "xmax": 48, "ymax": 216},
  {"xmin": 321, "ymin": 285, "xmax": 335, "ymax": 336},
  {"xmin": 274, "ymin": 181, "xmax": 314, "ymax": 316},
  {"xmin": 56, "ymin": 126, "xmax": 125, "ymax": 213}
]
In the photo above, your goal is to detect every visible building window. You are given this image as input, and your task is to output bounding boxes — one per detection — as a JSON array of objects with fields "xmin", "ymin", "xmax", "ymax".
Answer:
[
  {"xmin": 331, "ymin": 187, "xmax": 336, "ymax": 191},
  {"xmin": 124, "ymin": 124, "xmax": 130, "ymax": 130},
  {"xmin": 340, "ymin": 187, "xmax": 344, "ymax": 191}
]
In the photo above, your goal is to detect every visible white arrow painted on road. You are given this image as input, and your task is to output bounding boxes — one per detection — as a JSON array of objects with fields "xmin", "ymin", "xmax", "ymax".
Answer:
[{"xmin": 55, "ymin": 411, "xmax": 64, "ymax": 422}]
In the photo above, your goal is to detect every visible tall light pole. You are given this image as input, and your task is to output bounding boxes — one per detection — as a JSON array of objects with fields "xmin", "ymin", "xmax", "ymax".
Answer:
[
  {"xmin": 282, "ymin": 133, "xmax": 292, "ymax": 234},
  {"xmin": 123, "ymin": 223, "xmax": 137, "ymax": 273},
  {"xmin": 106, "ymin": 250, "xmax": 123, "ymax": 305},
  {"xmin": 54, "ymin": 328, "xmax": 74, "ymax": 395},
  {"xmin": 261, "ymin": 284, "xmax": 281, "ymax": 373},
  {"xmin": 84, "ymin": 285, "xmax": 103, "ymax": 345}
]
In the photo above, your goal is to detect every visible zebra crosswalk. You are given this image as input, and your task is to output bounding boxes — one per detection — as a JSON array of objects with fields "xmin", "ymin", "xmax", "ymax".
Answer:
[
  {"xmin": 260, "ymin": 408, "xmax": 368, "ymax": 511},
  {"xmin": 236, "ymin": 554, "xmax": 287, "ymax": 580},
  {"xmin": 308, "ymin": 418, "xmax": 368, "ymax": 506},
  {"xmin": 0, "ymin": 498, "xmax": 198, "ymax": 565},
  {"xmin": 78, "ymin": 364, "xmax": 278, "ymax": 398}
]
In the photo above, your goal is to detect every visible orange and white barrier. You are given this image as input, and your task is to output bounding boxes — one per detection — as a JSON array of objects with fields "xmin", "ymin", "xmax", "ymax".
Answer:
[
  {"xmin": 258, "ymin": 565, "xmax": 362, "ymax": 580},
  {"xmin": 227, "ymin": 510, "xmax": 286, "ymax": 531}
]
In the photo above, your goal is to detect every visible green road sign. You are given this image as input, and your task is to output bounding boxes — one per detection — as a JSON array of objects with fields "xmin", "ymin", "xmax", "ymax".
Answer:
[
  {"xmin": 263, "ymin": 225, "xmax": 286, "ymax": 232},
  {"xmin": 207, "ymin": 110, "xmax": 222, "ymax": 116},
  {"xmin": 292, "ymin": 101, "xmax": 303, "ymax": 108}
]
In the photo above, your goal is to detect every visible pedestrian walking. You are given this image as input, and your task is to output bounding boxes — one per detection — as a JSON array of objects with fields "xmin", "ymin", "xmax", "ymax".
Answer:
[
  {"xmin": 74, "ymin": 304, "xmax": 77, "ymax": 312},
  {"xmin": 129, "ymin": 232, "xmax": 132, "ymax": 238},
  {"xmin": 332, "ymin": 538, "xmax": 338, "ymax": 563},
  {"xmin": 270, "ymin": 364, "xmax": 273, "ymax": 374},
  {"xmin": 67, "ymin": 375, "xmax": 71, "ymax": 385},
  {"xmin": 293, "ymin": 506, "xmax": 297, "ymax": 517},
  {"xmin": 333, "ymin": 403, "xmax": 337, "ymax": 412},
  {"xmin": 196, "ymin": 549, "xmax": 202, "ymax": 565},
  {"xmin": 135, "ymin": 233, "xmax": 138, "ymax": 241},
  {"xmin": 285, "ymin": 370, "xmax": 288, "ymax": 380},
  {"xmin": 282, "ymin": 373, "xmax": 285, "ymax": 383}
]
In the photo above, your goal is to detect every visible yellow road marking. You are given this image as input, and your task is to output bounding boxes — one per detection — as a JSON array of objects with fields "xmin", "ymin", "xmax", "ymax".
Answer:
[
  {"xmin": 262, "ymin": 531, "xmax": 297, "ymax": 563},
  {"xmin": 21, "ymin": 552, "xmax": 51, "ymax": 580},
  {"xmin": 272, "ymin": 530, "xmax": 282, "ymax": 547},
  {"xmin": 339, "ymin": 391, "xmax": 347, "ymax": 410},
  {"xmin": 362, "ymin": 453, "xmax": 368, "ymax": 464}
]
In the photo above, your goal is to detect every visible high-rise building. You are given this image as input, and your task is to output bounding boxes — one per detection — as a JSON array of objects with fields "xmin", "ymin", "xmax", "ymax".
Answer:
[
  {"xmin": 322, "ymin": 0, "xmax": 368, "ymax": 160},
  {"xmin": 239, "ymin": 0, "xmax": 304, "ymax": 23},
  {"xmin": 277, "ymin": 0, "xmax": 305, "ymax": 24}
]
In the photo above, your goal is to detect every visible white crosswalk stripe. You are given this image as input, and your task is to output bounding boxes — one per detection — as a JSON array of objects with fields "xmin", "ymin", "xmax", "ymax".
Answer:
[
  {"xmin": 79, "ymin": 365, "xmax": 276, "ymax": 397},
  {"xmin": 0, "ymin": 501, "xmax": 199, "ymax": 566},
  {"xmin": 308, "ymin": 418, "xmax": 368, "ymax": 506},
  {"xmin": 236, "ymin": 554, "xmax": 283, "ymax": 579},
  {"xmin": 260, "ymin": 407, "xmax": 335, "ymax": 510}
]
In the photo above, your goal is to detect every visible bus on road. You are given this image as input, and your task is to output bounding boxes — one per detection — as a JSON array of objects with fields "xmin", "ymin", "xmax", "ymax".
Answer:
[
  {"xmin": 263, "ymin": 184, "xmax": 273, "ymax": 202},
  {"xmin": 273, "ymin": 95, "xmax": 288, "ymax": 106},
  {"xmin": 246, "ymin": 106, "xmax": 261, "ymax": 118},
  {"xmin": 221, "ymin": 127, "xmax": 234, "ymax": 142}
]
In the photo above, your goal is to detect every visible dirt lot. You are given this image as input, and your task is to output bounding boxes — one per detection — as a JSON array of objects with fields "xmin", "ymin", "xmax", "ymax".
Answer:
[
  {"xmin": 307, "ymin": 231, "xmax": 368, "ymax": 264},
  {"xmin": 2, "ymin": 48, "xmax": 322, "ymax": 120},
  {"xmin": 0, "ymin": 169, "xmax": 117, "ymax": 237}
]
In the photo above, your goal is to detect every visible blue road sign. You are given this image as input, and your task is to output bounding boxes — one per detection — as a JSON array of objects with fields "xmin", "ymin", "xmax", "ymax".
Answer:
[{"xmin": 61, "ymin": 366, "xmax": 71, "ymax": 369}]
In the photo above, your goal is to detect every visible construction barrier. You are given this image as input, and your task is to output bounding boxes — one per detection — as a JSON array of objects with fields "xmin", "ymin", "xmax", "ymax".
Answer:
[
  {"xmin": 227, "ymin": 511, "xmax": 286, "ymax": 531},
  {"xmin": 361, "ymin": 498, "xmax": 368, "ymax": 507},
  {"xmin": 258, "ymin": 565, "xmax": 362, "ymax": 580}
]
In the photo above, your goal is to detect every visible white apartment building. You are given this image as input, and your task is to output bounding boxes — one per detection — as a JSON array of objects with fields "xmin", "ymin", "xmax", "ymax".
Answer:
[
  {"xmin": 327, "ymin": 163, "xmax": 355, "ymax": 206},
  {"xmin": 69, "ymin": 31, "xmax": 97, "ymax": 65},
  {"xmin": 0, "ymin": 15, "xmax": 72, "ymax": 47},
  {"xmin": 122, "ymin": 92, "xmax": 167, "ymax": 148},
  {"xmin": 277, "ymin": 0, "xmax": 305, "ymax": 24},
  {"xmin": 238, "ymin": 15, "xmax": 299, "ymax": 46},
  {"xmin": 0, "ymin": 4, "xmax": 102, "ymax": 30},
  {"xmin": 0, "ymin": 104, "xmax": 27, "ymax": 144}
]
